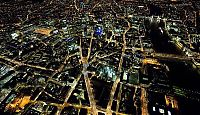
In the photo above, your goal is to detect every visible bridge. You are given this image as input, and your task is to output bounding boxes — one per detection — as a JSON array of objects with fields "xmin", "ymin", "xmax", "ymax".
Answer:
[{"xmin": 145, "ymin": 53, "xmax": 200, "ymax": 62}]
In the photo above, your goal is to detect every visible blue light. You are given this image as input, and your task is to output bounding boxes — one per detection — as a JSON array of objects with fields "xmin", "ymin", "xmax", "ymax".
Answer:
[{"xmin": 95, "ymin": 27, "xmax": 103, "ymax": 36}]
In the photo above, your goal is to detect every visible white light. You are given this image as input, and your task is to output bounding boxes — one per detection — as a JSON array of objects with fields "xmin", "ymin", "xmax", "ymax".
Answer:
[
  {"xmin": 159, "ymin": 108, "xmax": 165, "ymax": 114},
  {"xmin": 11, "ymin": 33, "xmax": 19, "ymax": 39},
  {"xmin": 153, "ymin": 107, "xmax": 156, "ymax": 111},
  {"xmin": 138, "ymin": 6, "xmax": 144, "ymax": 8},
  {"xmin": 168, "ymin": 111, "xmax": 172, "ymax": 115},
  {"xmin": 159, "ymin": 27, "xmax": 163, "ymax": 34}
]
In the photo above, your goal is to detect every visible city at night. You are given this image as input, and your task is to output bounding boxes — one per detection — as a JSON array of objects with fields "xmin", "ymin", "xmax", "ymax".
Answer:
[{"xmin": 0, "ymin": 0, "xmax": 200, "ymax": 115}]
